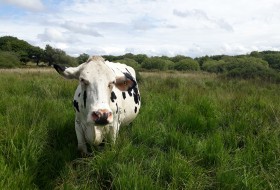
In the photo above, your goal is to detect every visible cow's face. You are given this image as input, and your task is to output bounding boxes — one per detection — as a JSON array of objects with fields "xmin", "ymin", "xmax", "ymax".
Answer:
[{"xmin": 54, "ymin": 56, "xmax": 136, "ymax": 126}]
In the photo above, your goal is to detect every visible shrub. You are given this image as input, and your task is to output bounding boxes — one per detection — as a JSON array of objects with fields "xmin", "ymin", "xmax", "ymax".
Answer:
[
  {"xmin": 222, "ymin": 56, "xmax": 269, "ymax": 69},
  {"xmin": 202, "ymin": 56, "xmax": 280, "ymax": 82},
  {"xmin": 0, "ymin": 51, "xmax": 21, "ymax": 68},
  {"xmin": 141, "ymin": 57, "xmax": 174, "ymax": 71},
  {"xmin": 114, "ymin": 58, "xmax": 140, "ymax": 70},
  {"xmin": 173, "ymin": 58, "xmax": 200, "ymax": 71},
  {"xmin": 223, "ymin": 57, "xmax": 280, "ymax": 81},
  {"xmin": 202, "ymin": 60, "xmax": 226, "ymax": 73},
  {"xmin": 263, "ymin": 54, "xmax": 280, "ymax": 71},
  {"xmin": 114, "ymin": 58, "xmax": 142, "ymax": 82}
]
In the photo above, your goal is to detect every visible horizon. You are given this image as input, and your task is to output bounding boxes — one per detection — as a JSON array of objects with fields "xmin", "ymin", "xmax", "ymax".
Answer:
[{"xmin": 1, "ymin": 34, "xmax": 279, "ymax": 59}]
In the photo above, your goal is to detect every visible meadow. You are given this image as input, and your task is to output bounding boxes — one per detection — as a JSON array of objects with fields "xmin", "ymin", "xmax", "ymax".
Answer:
[{"xmin": 0, "ymin": 69, "xmax": 279, "ymax": 189}]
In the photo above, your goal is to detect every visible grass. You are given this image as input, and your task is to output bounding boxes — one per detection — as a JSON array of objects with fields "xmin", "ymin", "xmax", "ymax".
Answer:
[{"xmin": 0, "ymin": 70, "xmax": 279, "ymax": 189}]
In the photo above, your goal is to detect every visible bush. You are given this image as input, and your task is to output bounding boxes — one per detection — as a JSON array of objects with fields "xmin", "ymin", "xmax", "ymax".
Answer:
[
  {"xmin": 202, "ymin": 56, "xmax": 280, "ymax": 82},
  {"xmin": 222, "ymin": 56, "xmax": 269, "ymax": 69},
  {"xmin": 225, "ymin": 63, "xmax": 280, "ymax": 82},
  {"xmin": 141, "ymin": 57, "xmax": 174, "ymax": 71},
  {"xmin": 114, "ymin": 58, "xmax": 142, "ymax": 82},
  {"xmin": 114, "ymin": 58, "xmax": 140, "ymax": 70},
  {"xmin": 223, "ymin": 57, "xmax": 280, "ymax": 81},
  {"xmin": 173, "ymin": 58, "xmax": 200, "ymax": 71},
  {"xmin": 59, "ymin": 55, "xmax": 78, "ymax": 67},
  {"xmin": 0, "ymin": 51, "xmax": 21, "ymax": 68},
  {"xmin": 263, "ymin": 54, "xmax": 280, "ymax": 71},
  {"xmin": 202, "ymin": 60, "xmax": 227, "ymax": 73}
]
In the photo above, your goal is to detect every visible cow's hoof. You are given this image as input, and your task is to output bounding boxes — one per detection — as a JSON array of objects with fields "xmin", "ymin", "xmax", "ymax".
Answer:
[{"xmin": 79, "ymin": 151, "xmax": 93, "ymax": 158}]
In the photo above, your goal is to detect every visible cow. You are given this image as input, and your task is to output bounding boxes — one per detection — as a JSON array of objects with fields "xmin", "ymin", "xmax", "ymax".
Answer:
[{"xmin": 53, "ymin": 56, "xmax": 141, "ymax": 156}]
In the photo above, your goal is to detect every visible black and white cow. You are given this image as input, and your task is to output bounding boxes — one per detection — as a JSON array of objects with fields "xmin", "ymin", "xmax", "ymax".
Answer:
[{"xmin": 54, "ymin": 56, "xmax": 140, "ymax": 155}]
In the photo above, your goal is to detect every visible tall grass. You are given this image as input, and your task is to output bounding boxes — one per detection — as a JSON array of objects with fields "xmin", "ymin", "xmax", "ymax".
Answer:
[{"xmin": 0, "ymin": 70, "xmax": 279, "ymax": 189}]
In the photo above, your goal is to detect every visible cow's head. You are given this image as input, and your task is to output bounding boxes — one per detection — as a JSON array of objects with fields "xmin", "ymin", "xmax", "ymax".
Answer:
[{"xmin": 53, "ymin": 56, "xmax": 136, "ymax": 125}]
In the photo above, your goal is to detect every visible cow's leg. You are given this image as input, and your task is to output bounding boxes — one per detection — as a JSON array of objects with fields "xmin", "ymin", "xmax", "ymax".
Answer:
[{"xmin": 75, "ymin": 120, "xmax": 88, "ymax": 156}]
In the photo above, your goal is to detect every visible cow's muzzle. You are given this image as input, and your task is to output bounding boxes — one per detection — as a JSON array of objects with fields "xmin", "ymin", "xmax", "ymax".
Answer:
[{"xmin": 92, "ymin": 109, "xmax": 113, "ymax": 125}]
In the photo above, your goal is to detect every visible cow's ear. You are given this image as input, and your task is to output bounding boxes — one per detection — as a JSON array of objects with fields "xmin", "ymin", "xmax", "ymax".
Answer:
[
  {"xmin": 53, "ymin": 64, "xmax": 81, "ymax": 79},
  {"xmin": 115, "ymin": 73, "xmax": 136, "ymax": 91}
]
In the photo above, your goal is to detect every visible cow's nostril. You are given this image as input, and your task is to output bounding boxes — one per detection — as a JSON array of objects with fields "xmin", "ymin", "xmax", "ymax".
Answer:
[
  {"xmin": 92, "ymin": 110, "xmax": 112, "ymax": 125},
  {"xmin": 108, "ymin": 112, "xmax": 112, "ymax": 117},
  {"xmin": 92, "ymin": 111, "xmax": 101, "ymax": 121}
]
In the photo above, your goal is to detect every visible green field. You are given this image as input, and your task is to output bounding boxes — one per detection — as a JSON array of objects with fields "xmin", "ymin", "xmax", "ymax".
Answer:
[{"xmin": 0, "ymin": 69, "xmax": 279, "ymax": 189}]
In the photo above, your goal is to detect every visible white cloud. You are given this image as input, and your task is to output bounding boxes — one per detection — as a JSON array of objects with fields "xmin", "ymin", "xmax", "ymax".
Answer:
[
  {"xmin": 61, "ymin": 21, "xmax": 103, "ymax": 37},
  {"xmin": 173, "ymin": 9, "xmax": 234, "ymax": 32},
  {"xmin": 37, "ymin": 28, "xmax": 76, "ymax": 43},
  {"xmin": 1, "ymin": 0, "xmax": 280, "ymax": 57},
  {"xmin": 1, "ymin": 0, "xmax": 44, "ymax": 11}
]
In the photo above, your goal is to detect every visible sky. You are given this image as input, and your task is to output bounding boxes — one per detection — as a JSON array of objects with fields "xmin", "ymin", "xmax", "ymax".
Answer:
[{"xmin": 1, "ymin": 0, "xmax": 280, "ymax": 57}]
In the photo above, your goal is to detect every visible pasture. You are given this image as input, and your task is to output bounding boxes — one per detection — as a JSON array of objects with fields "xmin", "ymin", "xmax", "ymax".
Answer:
[{"xmin": 0, "ymin": 69, "xmax": 279, "ymax": 189}]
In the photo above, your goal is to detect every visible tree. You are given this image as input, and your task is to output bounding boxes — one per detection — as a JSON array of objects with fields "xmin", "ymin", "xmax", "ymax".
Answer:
[
  {"xmin": 141, "ymin": 57, "xmax": 174, "ymax": 70},
  {"xmin": 43, "ymin": 45, "xmax": 56, "ymax": 66},
  {"xmin": 195, "ymin": 55, "xmax": 210, "ymax": 67},
  {"xmin": 210, "ymin": 55, "xmax": 227, "ymax": 61},
  {"xmin": 0, "ymin": 36, "xmax": 41, "ymax": 64},
  {"xmin": 77, "ymin": 53, "xmax": 90, "ymax": 64},
  {"xmin": 114, "ymin": 58, "xmax": 140, "ymax": 70},
  {"xmin": 202, "ymin": 60, "xmax": 226, "ymax": 73},
  {"xmin": 133, "ymin": 54, "xmax": 148, "ymax": 64},
  {"xmin": 29, "ymin": 46, "xmax": 44, "ymax": 65},
  {"xmin": 170, "ymin": 55, "xmax": 188, "ymax": 63},
  {"xmin": 263, "ymin": 54, "xmax": 280, "ymax": 71},
  {"xmin": 0, "ymin": 51, "xmax": 20, "ymax": 68},
  {"xmin": 250, "ymin": 51, "xmax": 261, "ymax": 58},
  {"xmin": 173, "ymin": 58, "xmax": 200, "ymax": 71},
  {"xmin": 43, "ymin": 44, "xmax": 78, "ymax": 66},
  {"xmin": 123, "ymin": 53, "xmax": 134, "ymax": 59},
  {"xmin": 103, "ymin": 55, "xmax": 120, "ymax": 62}
]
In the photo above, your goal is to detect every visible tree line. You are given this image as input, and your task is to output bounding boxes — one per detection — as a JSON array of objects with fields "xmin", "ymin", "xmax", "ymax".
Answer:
[
  {"xmin": 0, "ymin": 36, "xmax": 77, "ymax": 67},
  {"xmin": 1, "ymin": 36, "xmax": 280, "ymax": 82}
]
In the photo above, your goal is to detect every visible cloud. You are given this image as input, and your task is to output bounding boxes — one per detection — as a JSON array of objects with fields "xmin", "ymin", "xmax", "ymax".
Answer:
[
  {"xmin": 1, "ymin": 0, "xmax": 44, "ymax": 11},
  {"xmin": 215, "ymin": 19, "xmax": 234, "ymax": 32},
  {"xmin": 37, "ymin": 28, "xmax": 76, "ymax": 43},
  {"xmin": 93, "ymin": 22, "xmax": 127, "ymax": 30},
  {"xmin": 2, "ymin": 0, "xmax": 280, "ymax": 58},
  {"xmin": 173, "ymin": 9, "xmax": 234, "ymax": 32},
  {"xmin": 132, "ymin": 16, "xmax": 161, "ymax": 31},
  {"xmin": 61, "ymin": 21, "xmax": 103, "ymax": 37},
  {"xmin": 173, "ymin": 9, "xmax": 208, "ymax": 19}
]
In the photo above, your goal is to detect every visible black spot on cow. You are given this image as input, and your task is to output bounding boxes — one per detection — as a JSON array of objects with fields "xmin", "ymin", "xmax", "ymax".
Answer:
[
  {"xmin": 122, "ymin": 92, "xmax": 126, "ymax": 99},
  {"xmin": 128, "ymin": 89, "xmax": 132, "ymax": 97},
  {"xmin": 116, "ymin": 103, "xmax": 119, "ymax": 114},
  {"xmin": 110, "ymin": 91, "xmax": 117, "ymax": 102},
  {"xmin": 123, "ymin": 72, "xmax": 136, "ymax": 91},
  {"xmin": 78, "ymin": 93, "xmax": 81, "ymax": 97},
  {"xmin": 134, "ymin": 106, "xmax": 137, "ymax": 113},
  {"xmin": 132, "ymin": 87, "xmax": 140, "ymax": 105},
  {"xmin": 125, "ymin": 68, "xmax": 131, "ymax": 74},
  {"xmin": 73, "ymin": 100, "xmax": 80, "ymax": 112},
  {"xmin": 83, "ymin": 91, "xmax": 87, "ymax": 108}
]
